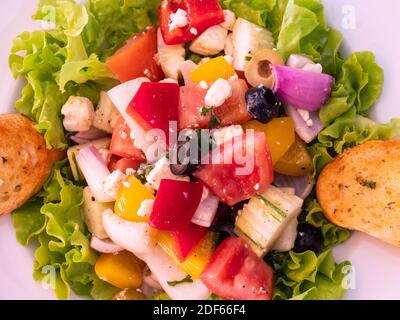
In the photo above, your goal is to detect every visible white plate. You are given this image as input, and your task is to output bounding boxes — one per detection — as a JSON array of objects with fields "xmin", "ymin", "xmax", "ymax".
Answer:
[{"xmin": 1, "ymin": 0, "xmax": 400, "ymax": 300}]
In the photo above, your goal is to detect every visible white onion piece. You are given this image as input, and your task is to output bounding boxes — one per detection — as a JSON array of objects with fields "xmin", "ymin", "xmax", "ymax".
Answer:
[
  {"xmin": 191, "ymin": 191, "xmax": 219, "ymax": 227},
  {"xmin": 102, "ymin": 209, "xmax": 155, "ymax": 260},
  {"xmin": 90, "ymin": 236, "xmax": 123, "ymax": 254},
  {"xmin": 71, "ymin": 127, "xmax": 109, "ymax": 145},
  {"xmin": 179, "ymin": 60, "xmax": 197, "ymax": 86},
  {"xmin": 143, "ymin": 267, "xmax": 163, "ymax": 290},
  {"xmin": 102, "ymin": 210, "xmax": 211, "ymax": 300},
  {"xmin": 274, "ymin": 173, "xmax": 313, "ymax": 200},
  {"xmin": 76, "ymin": 145, "xmax": 113, "ymax": 202},
  {"xmin": 145, "ymin": 246, "xmax": 211, "ymax": 300},
  {"xmin": 284, "ymin": 104, "xmax": 324, "ymax": 143}
]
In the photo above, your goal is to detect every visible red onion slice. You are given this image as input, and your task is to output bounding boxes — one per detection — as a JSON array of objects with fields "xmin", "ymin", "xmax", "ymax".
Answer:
[
  {"xmin": 76, "ymin": 145, "xmax": 114, "ymax": 202},
  {"xmin": 274, "ymin": 173, "xmax": 314, "ymax": 200},
  {"xmin": 272, "ymin": 65, "xmax": 333, "ymax": 112},
  {"xmin": 71, "ymin": 127, "xmax": 109, "ymax": 145}
]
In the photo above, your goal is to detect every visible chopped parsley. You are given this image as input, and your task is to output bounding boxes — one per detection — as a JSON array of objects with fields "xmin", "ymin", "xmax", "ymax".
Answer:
[
  {"xmin": 244, "ymin": 55, "xmax": 252, "ymax": 61},
  {"xmin": 167, "ymin": 275, "xmax": 193, "ymax": 287},
  {"xmin": 199, "ymin": 107, "xmax": 221, "ymax": 129}
]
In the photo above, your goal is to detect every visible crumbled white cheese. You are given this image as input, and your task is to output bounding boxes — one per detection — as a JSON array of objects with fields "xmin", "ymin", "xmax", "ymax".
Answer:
[
  {"xmin": 169, "ymin": 9, "xmax": 188, "ymax": 31},
  {"xmin": 297, "ymin": 109, "xmax": 313, "ymax": 127},
  {"xmin": 146, "ymin": 157, "xmax": 190, "ymax": 190},
  {"xmin": 103, "ymin": 170, "xmax": 126, "ymax": 200},
  {"xmin": 205, "ymin": 78, "xmax": 233, "ymax": 107},
  {"xmin": 302, "ymin": 63, "xmax": 323, "ymax": 74},
  {"xmin": 61, "ymin": 96, "xmax": 95, "ymax": 132},
  {"xmin": 224, "ymin": 55, "xmax": 233, "ymax": 65},
  {"xmin": 220, "ymin": 10, "xmax": 236, "ymax": 31},
  {"xmin": 137, "ymin": 199, "xmax": 155, "ymax": 217},
  {"xmin": 126, "ymin": 168, "xmax": 136, "ymax": 176},
  {"xmin": 190, "ymin": 27, "xmax": 198, "ymax": 35},
  {"xmin": 199, "ymin": 81, "xmax": 209, "ymax": 90},
  {"xmin": 212, "ymin": 125, "xmax": 244, "ymax": 145}
]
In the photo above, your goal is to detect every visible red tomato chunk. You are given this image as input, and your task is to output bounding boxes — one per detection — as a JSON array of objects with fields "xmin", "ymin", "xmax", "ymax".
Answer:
[
  {"xmin": 201, "ymin": 237, "xmax": 275, "ymax": 300},
  {"xmin": 194, "ymin": 132, "xmax": 274, "ymax": 206}
]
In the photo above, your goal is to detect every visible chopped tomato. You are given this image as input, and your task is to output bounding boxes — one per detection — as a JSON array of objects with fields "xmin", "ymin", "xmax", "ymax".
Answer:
[
  {"xmin": 149, "ymin": 179, "xmax": 204, "ymax": 231},
  {"xmin": 194, "ymin": 132, "xmax": 274, "ymax": 205},
  {"xmin": 179, "ymin": 79, "xmax": 251, "ymax": 130},
  {"xmin": 109, "ymin": 157, "xmax": 142, "ymax": 174},
  {"xmin": 127, "ymin": 82, "xmax": 180, "ymax": 145},
  {"xmin": 106, "ymin": 26, "xmax": 164, "ymax": 82},
  {"xmin": 159, "ymin": 0, "xmax": 224, "ymax": 45},
  {"xmin": 201, "ymin": 237, "xmax": 274, "ymax": 300},
  {"xmin": 109, "ymin": 117, "xmax": 146, "ymax": 162},
  {"xmin": 173, "ymin": 223, "xmax": 208, "ymax": 261}
]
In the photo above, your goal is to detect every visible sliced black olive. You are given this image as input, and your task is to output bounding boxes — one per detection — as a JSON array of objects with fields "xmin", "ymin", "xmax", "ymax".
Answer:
[
  {"xmin": 245, "ymin": 86, "xmax": 282, "ymax": 124},
  {"xmin": 293, "ymin": 223, "xmax": 324, "ymax": 254}
]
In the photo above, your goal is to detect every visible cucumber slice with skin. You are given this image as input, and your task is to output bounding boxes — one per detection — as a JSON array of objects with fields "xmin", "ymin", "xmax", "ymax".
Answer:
[{"xmin": 235, "ymin": 186, "xmax": 303, "ymax": 257}]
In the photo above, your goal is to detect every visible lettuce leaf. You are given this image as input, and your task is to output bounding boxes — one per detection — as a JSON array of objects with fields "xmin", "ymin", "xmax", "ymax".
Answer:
[
  {"xmin": 302, "ymin": 200, "xmax": 351, "ymax": 249},
  {"xmin": 320, "ymin": 52, "xmax": 384, "ymax": 125},
  {"xmin": 270, "ymin": 250, "xmax": 351, "ymax": 300},
  {"xmin": 12, "ymin": 161, "xmax": 118, "ymax": 300},
  {"xmin": 223, "ymin": 0, "xmax": 277, "ymax": 27},
  {"xmin": 310, "ymin": 108, "xmax": 400, "ymax": 180}
]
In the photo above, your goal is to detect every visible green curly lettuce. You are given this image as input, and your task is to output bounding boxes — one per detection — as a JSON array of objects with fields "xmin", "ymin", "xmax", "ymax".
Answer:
[
  {"xmin": 302, "ymin": 200, "xmax": 351, "ymax": 249},
  {"xmin": 270, "ymin": 250, "xmax": 351, "ymax": 300},
  {"xmin": 12, "ymin": 161, "xmax": 118, "ymax": 300},
  {"xmin": 320, "ymin": 52, "xmax": 384, "ymax": 125},
  {"xmin": 310, "ymin": 108, "xmax": 400, "ymax": 181}
]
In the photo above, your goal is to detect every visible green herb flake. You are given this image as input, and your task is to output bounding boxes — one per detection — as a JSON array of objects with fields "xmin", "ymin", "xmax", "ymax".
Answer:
[
  {"xmin": 167, "ymin": 275, "xmax": 193, "ymax": 287},
  {"xmin": 356, "ymin": 177, "xmax": 377, "ymax": 189}
]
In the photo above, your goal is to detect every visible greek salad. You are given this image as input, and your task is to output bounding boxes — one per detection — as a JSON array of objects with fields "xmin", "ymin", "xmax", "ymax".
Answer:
[{"xmin": 9, "ymin": 0, "xmax": 396, "ymax": 300}]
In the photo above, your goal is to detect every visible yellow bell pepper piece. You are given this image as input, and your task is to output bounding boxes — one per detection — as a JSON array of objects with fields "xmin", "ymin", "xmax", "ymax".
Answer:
[
  {"xmin": 114, "ymin": 175, "xmax": 155, "ymax": 222},
  {"xmin": 243, "ymin": 117, "xmax": 295, "ymax": 164},
  {"xmin": 155, "ymin": 231, "xmax": 216, "ymax": 279},
  {"xmin": 113, "ymin": 289, "xmax": 147, "ymax": 300},
  {"xmin": 95, "ymin": 251, "xmax": 145, "ymax": 289},
  {"xmin": 189, "ymin": 56, "xmax": 236, "ymax": 83}
]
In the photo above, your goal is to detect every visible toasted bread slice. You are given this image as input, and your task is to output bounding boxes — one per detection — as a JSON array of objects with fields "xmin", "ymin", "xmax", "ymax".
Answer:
[
  {"xmin": 0, "ymin": 114, "xmax": 65, "ymax": 215},
  {"xmin": 317, "ymin": 140, "xmax": 400, "ymax": 247}
]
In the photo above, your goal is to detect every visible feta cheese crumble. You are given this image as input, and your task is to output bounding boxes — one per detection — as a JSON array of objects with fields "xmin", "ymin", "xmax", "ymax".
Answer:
[
  {"xmin": 199, "ymin": 81, "xmax": 208, "ymax": 89},
  {"xmin": 204, "ymin": 78, "xmax": 232, "ymax": 107},
  {"xmin": 212, "ymin": 125, "xmax": 244, "ymax": 145},
  {"xmin": 169, "ymin": 9, "xmax": 188, "ymax": 31},
  {"xmin": 103, "ymin": 170, "xmax": 126, "ymax": 200},
  {"xmin": 137, "ymin": 199, "xmax": 155, "ymax": 217},
  {"xmin": 146, "ymin": 157, "xmax": 190, "ymax": 190}
]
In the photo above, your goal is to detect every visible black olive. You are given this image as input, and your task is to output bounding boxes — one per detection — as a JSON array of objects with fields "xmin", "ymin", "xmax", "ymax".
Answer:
[
  {"xmin": 245, "ymin": 86, "xmax": 282, "ymax": 124},
  {"xmin": 169, "ymin": 129, "xmax": 215, "ymax": 176},
  {"xmin": 211, "ymin": 201, "xmax": 248, "ymax": 245},
  {"xmin": 293, "ymin": 223, "xmax": 324, "ymax": 254}
]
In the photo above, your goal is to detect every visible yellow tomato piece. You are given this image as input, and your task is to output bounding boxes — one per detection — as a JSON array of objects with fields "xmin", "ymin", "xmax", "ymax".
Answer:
[
  {"xmin": 113, "ymin": 289, "xmax": 147, "ymax": 300},
  {"xmin": 115, "ymin": 175, "xmax": 155, "ymax": 222},
  {"xmin": 155, "ymin": 231, "xmax": 216, "ymax": 279},
  {"xmin": 243, "ymin": 117, "xmax": 295, "ymax": 164},
  {"xmin": 189, "ymin": 56, "xmax": 236, "ymax": 83},
  {"xmin": 274, "ymin": 136, "xmax": 313, "ymax": 176},
  {"xmin": 95, "ymin": 251, "xmax": 145, "ymax": 289}
]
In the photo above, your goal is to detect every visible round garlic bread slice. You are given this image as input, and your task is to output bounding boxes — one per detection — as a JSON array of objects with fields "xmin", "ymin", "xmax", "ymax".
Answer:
[
  {"xmin": 317, "ymin": 140, "xmax": 400, "ymax": 247},
  {"xmin": 0, "ymin": 114, "xmax": 65, "ymax": 215}
]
